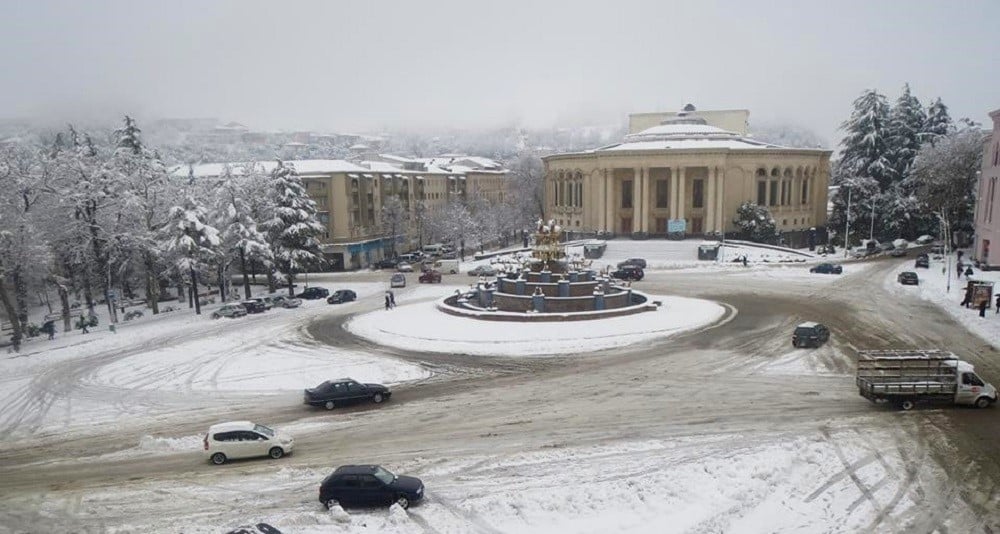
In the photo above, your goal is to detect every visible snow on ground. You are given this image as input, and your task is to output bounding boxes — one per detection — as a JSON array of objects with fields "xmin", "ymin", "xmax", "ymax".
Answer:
[
  {"xmin": 41, "ymin": 425, "xmax": 974, "ymax": 533},
  {"xmin": 345, "ymin": 294, "xmax": 726, "ymax": 357},
  {"xmin": 883, "ymin": 253, "xmax": 1000, "ymax": 347}
]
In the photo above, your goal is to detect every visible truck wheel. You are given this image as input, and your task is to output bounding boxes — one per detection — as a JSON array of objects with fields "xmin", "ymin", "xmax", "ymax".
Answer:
[
  {"xmin": 900, "ymin": 400, "xmax": 915, "ymax": 411},
  {"xmin": 975, "ymin": 397, "xmax": 992, "ymax": 409}
]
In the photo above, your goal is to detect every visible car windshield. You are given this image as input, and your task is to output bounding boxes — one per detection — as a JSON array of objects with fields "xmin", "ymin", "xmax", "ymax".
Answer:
[
  {"xmin": 253, "ymin": 424, "xmax": 275, "ymax": 437},
  {"xmin": 794, "ymin": 327, "xmax": 815, "ymax": 336},
  {"xmin": 373, "ymin": 466, "xmax": 396, "ymax": 484}
]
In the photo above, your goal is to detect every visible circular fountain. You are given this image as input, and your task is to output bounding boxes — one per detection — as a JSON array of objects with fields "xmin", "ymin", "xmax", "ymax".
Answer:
[{"xmin": 439, "ymin": 220, "xmax": 658, "ymax": 322}]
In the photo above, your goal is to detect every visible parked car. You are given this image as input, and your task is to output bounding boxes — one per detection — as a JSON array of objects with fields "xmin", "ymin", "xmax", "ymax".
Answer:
[
  {"xmin": 611, "ymin": 265, "xmax": 644, "ymax": 281},
  {"xmin": 303, "ymin": 378, "xmax": 392, "ymax": 410},
  {"xmin": 374, "ymin": 258, "xmax": 398, "ymax": 270},
  {"xmin": 211, "ymin": 304, "xmax": 247, "ymax": 319},
  {"xmin": 241, "ymin": 300, "xmax": 267, "ymax": 314},
  {"xmin": 617, "ymin": 258, "xmax": 648, "ymax": 269},
  {"xmin": 327, "ymin": 289, "xmax": 357, "ymax": 304},
  {"xmin": 390, "ymin": 273, "xmax": 406, "ymax": 288},
  {"xmin": 898, "ymin": 271, "xmax": 919, "ymax": 285},
  {"xmin": 270, "ymin": 295, "xmax": 302, "ymax": 309},
  {"xmin": 467, "ymin": 265, "xmax": 497, "ymax": 277},
  {"xmin": 890, "ymin": 247, "xmax": 907, "ymax": 257},
  {"xmin": 792, "ymin": 322, "xmax": 830, "ymax": 348},
  {"xmin": 296, "ymin": 287, "xmax": 329, "ymax": 300},
  {"xmin": 319, "ymin": 465, "xmax": 424, "ymax": 510},
  {"xmin": 419, "ymin": 270, "xmax": 442, "ymax": 283},
  {"xmin": 851, "ymin": 247, "xmax": 870, "ymax": 259},
  {"xmin": 915, "ymin": 254, "xmax": 930, "ymax": 268},
  {"xmin": 396, "ymin": 262, "xmax": 414, "ymax": 273},
  {"xmin": 810, "ymin": 263, "xmax": 843, "ymax": 275},
  {"xmin": 204, "ymin": 421, "xmax": 294, "ymax": 465},
  {"xmin": 246, "ymin": 297, "xmax": 273, "ymax": 311},
  {"xmin": 878, "ymin": 242, "xmax": 895, "ymax": 253},
  {"xmin": 915, "ymin": 234, "xmax": 935, "ymax": 245}
]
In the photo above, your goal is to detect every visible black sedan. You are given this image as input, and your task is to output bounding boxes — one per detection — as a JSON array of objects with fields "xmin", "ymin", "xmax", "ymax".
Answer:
[
  {"xmin": 320, "ymin": 465, "xmax": 424, "ymax": 510},
  {"xmin": 304, "ymin": 378, "xmax": 391, "ymax": 410},
  {"xmin": 374, "ymin": 258, "xmax": 398, "ymax": 270},
  {"xmin": 327, "ymin": 289, "xmax": 357, "ymax": 304},
  {"xmin": 809, "ymin": 262, "xmax": 843, "ymax": 274},
  {"xmin": 915, "ymin": 255, "xmax": 929, "ymax": 268},
  {"xmin": 611, "ymin": 265, "xmax": 644, "ymax": 281},
  {"xmin": 617, "ymin": 258, "xmax": 647, "ymax": 269},
  {"xmin": 897, "ymin": 271, "xmax": 919, "ymax": 285},
  {"xmin": 296, "ymin": 287, "xmax": 329, "ymax": 300}
]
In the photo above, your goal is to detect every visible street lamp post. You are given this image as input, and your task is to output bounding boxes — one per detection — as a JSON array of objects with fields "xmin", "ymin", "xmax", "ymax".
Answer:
[
  {"xmin": 843, "ymin": 187, "xmax": 852, "ymax": 258},
  {"xmin": 869, "ymin": 197, "xmax": 876, "ymax": 243}
]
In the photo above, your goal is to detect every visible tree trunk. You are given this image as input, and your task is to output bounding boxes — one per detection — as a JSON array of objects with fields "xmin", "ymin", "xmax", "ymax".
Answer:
[
  {"xmin": 217, "ymin": 264, "xmax": 226, "ymax": 303},
  {"xmin": 12, "ymin": 268, "xmax": 29, "ymax": 327},
  {"xmin": 266, "ymin": 269, "xmax": 275, "ymax": 294},
  {"xmin": 191, "ymin": 267, "xmax": 201, "ymax": 315},
  {"xmin": 0, "ymin": 278, "xmax": 23, "ymax": 351},
  {"xmin": 239, "ymin": 248, "xmax": 251, "ymax": 300},
  {"xmin": 144, "ymin": 253, "xmax": 160, "ymax": 314},
  {"xmin": 287, "ymin": 272, "xmax": 296, "ymax": 297}
]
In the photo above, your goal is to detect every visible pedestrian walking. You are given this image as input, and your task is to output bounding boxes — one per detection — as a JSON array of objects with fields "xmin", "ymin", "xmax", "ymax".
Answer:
[
  {"xmin": 979, "ymin": 298, "xmax": 988, "ymax": 318},
  {"xmin": 956, "ymin": 262, "xmax": 962, "ymax": 279},
  {"xmin": 40, "ymin": 320, "xmax": 55, "ymax": 340},
  {"xmin": 961, "ymin": 287, "xmax": 971, "ymax": 308},
  {"xmin": 964, "ymin": 266, "xmax": 974, "ymax": 279},
  {"xmin": 742, "ymin": 255, "xmax": 748, "ymax": 267},
  {"xmin": 384, "ymin": 293, "xmax": 391, "ymax": 311},
  {"xmin": 389, "ymin": 291, "xmax": 396, "ymax": 308},
  {"xmin": 995, "ymin": 293, "xmax": 1000, "ymax": 314}
]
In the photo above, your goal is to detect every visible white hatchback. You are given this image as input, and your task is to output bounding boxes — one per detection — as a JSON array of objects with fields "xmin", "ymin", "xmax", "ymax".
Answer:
[{"xmin": 204, "ymin": 421, "xmax": 294, "ymax": 465}]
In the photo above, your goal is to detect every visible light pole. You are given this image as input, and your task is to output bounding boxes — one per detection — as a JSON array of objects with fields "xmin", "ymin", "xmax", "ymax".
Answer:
[
  {"xmin": 869, "ymin": 197, "xmax": 876, "ymax": 244},
  {"xmin": 843, "ymin": 187, "xmax": 852, "ymax": 258}
]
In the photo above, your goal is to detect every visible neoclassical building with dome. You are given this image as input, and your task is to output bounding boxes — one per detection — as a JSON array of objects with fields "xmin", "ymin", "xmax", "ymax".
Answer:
[{"xmin": 542, "ymin": 108, "xmax": 832, "ymax": 244}]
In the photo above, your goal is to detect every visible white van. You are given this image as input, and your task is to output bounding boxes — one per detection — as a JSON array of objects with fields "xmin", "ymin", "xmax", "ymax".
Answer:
[
  {"xmin": 435, "ymin": 259, "xmax": 460, "ymax": 274},
  {"xmin": 422, "ymin": 243, "xmax": 445, "ymax": 256}
]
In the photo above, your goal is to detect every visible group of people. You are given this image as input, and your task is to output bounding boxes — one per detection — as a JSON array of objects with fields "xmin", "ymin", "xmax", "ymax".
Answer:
[
  {"xmin": 384, "ymin": 291, "xmax": 396, "ymax": 310},
  {"xmin": 961, "ymin": 291, "xmax": 1000, "ymax": 318}
]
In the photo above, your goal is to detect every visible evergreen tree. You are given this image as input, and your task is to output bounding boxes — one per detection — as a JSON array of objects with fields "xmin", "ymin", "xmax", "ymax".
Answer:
[
  {"xmin": 909, "ymin": 128, "xmax": 985, "ymax": 242},
  {"xmin": 215, "ymin": 164, "xmax": 272, "ymax": 300},
  {"xmin": 265, "ymin": 161, "xmax": 324, "ymax": 296},
  {"xmin": 114, "ymin": 115, "xmax": 143, "ymax": 155},
  {"xmin": 164, "ymin": 195, "xmax": 220, "ymax": 315},
  {"xmin": 732, "ymin": 201, "xmax": 779, "ymax": 244},
  {"xmin": 923, "ymin": 98, "xmax": 953, "ymax": 143},
  {"xmin": 885, "ymin": 84, "xmax": 925, "ymax": 183},
  {"xmin": 834, "ymin": 89, "xmax": 892, "ymax": 189}
]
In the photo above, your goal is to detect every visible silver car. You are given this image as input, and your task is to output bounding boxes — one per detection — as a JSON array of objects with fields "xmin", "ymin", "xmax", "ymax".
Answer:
[{"xmin": 211, "ymin": 304, "xmax": 247, "ymax": 319}]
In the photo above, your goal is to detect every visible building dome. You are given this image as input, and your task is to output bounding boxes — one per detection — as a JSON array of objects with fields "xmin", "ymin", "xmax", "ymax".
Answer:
[{"xmin": 625, "ymin": 113, "xmax": 740, "ymax": 142}]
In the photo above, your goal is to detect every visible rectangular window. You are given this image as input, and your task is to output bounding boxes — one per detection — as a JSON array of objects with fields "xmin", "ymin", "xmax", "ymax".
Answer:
[
  {"xmin": 656, "ymin": 179, "xmax": 669, "ymax": 208},
  {"xmin": 757, "ymin": 181, "xmax": 767, "ymax": 205},
  {"xmin": 801, "ymin": 179, "xmax": 809, "ymax": 204},
  {"xmin": 769, "ymin": 180, "xmax": 778, "ymax": 206},
  {"xmin": 655, "ymin": 217, "xmax": 668, "ymax": 233},
  {"xmin": 692, "ymin": 179, "xmax": 704, "ymax": 209},
  {"xmin": 622, "ymin": 180, "xmax": 633, "ymax": 209},
  {"xmin": 989, "ymin": 177, "xmax": 997, "ymax": 222}
]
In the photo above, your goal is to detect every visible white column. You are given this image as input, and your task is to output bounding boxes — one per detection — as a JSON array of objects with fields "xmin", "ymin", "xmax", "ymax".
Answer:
[
  {"xmin": 678, "ymin": 167, "xmax": 686, "ymax": 221},
  {"xmin": 631, "ymin": 169, "xmax": 640, "ymax": 234},
  {"xmin": 670, "ymin": 167, "xmax": 679, "ymax": 219},
  {"xmin": 706, "ymin": 166, "xmax": 716, "ymax": 233},
  {"xmin": 605, "ymin": 169, "xmax": 614, "ymax": 232},
  {"xmin": 716, "ymin": 167, "xmax": 726, "ymax": 231}
]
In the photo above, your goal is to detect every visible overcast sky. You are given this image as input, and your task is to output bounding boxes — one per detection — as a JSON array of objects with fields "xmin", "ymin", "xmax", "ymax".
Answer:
[{"xmin": 1, "ymin": 0, "xmax": 997, "ymax": 146}]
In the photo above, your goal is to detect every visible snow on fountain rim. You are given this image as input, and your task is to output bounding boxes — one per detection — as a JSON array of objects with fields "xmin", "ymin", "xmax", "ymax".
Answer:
[{"xmin": 344, "ymin": 294, "xmax": 727, "ymax": 357}]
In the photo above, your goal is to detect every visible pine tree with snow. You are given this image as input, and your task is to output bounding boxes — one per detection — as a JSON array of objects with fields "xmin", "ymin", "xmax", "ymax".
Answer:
[
  {"xmin": 264, "ymin": 161, "xmax": 324, "ymax": 296},
  {"xmin": 922, "ymin": 98, "xmax": 953, "ymax": 144},
  {"xmin": 885, "ymin": 84, "xmax": 926, "ymax": 183},
  {"xmin": 835, "ymin": 89, "xmax": 892, "ymax": 189},
  {"xmin": 164, "ymin": 195, "xmax": 220, "ymax": 315},
  {"xmin": 215, "ymin": 164, "xmax": 272, "ymax": 300},
  {"xmin": 114, "ymin": 115, "xmax": 143, "ymax": 155},
  {"xmin": 732, "ymin": 201, "xmax": 779, "ymax": 244}
]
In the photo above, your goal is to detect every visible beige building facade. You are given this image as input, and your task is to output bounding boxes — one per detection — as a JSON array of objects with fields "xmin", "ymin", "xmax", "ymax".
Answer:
[
  {"xmin": 543, "ymin": 112, "xmax": 831, "ymax": 243},
  {"xmin": 184, "ymin": 158, "xmax": 508, "ymax": 270},
  {"xmin": 973, "ymin": 108, "xmax": 1000, "ymax": 269}
]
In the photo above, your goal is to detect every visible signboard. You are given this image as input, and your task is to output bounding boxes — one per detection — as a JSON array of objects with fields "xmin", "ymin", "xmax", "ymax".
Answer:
[{"xmin": 667, "ymin": 219, "xmax": 687, "ymax": 233}]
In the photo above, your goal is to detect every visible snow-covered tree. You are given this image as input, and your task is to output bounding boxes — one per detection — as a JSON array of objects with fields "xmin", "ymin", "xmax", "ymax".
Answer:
[
  {"xmin": 429, "ymin": 200, "xmax": 474, "ymax": 259},
  {"xmin": 215, "ymin": 164, "xmax": 272, "ymax": 300},
  {"xmin": 922, "ymin": 98, "xmax": 953, "ymax": 144},
  {"xmin": 508, "ymin": 151, "xmax": 545, "ymax": 229},
  {"xmin": 835, "ymin": 89, "xmax": 892, "ymax": 189},
  {"xmin": 379, "ymin": 194, "xmax": 407, "ymax": 258},
  {"xmin": 732, "ymin": 201, "xmax": 779, "ymax": 244},
  {"xmin": 264, "ymin": 161, "xmax": 324, "ymax": 296},
  {"xmin": 909, "ymin": 128, "xmax": 985, "ymax": 244},
  {"xmin": 164, "ymin": 195, "xmax": 220, "ymax": 315},
  {"xmin": 886, "ymin": 84, "xmax": 925, "ymax": 183}
]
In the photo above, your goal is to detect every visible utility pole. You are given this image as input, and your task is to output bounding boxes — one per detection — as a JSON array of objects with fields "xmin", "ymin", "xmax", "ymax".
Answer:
[
  {"xmin": 843, "ymin": 187, "xmax": 852, "ymax": 258},
  {"xmin": 869, "ymin": 198, "xmax": 876, "ymax": 243}
]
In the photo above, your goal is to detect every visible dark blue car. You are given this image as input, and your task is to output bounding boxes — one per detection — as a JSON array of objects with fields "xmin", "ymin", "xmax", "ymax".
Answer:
[
  {"xmin": 320, "ymin": 465, "xmax": 424, "ymax": 510},
  {"xmin": 809, "ymin": 262, "xmax": 843, "ymax": 275}
]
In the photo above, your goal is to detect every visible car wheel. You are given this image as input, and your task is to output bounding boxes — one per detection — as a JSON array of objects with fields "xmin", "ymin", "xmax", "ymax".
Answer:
[
  {"xmin": 325, "ymin": 499, "xmax": 339, "ymax": 510},
  {"xmin": 900, "ymin": 400, "xmax": 915, "ymax": 411},
  {"xmin": 211, "ymin": 452, "xmax": 227, "ymax": 465},
  {"xmin": 211, "ymin": 314, "xmax": 220, "ymax": 320},
  {"xmin": 372, "ymin": 393, "xmax": 384, "ymax": 404},
  {"xmin": 325, "ymin": 401, "xmax": 335, "ymax": 410},
  {"xmin": 269, "ymin": 447, "xmax": 284, "ymax": 459},
  {"xmin": 975, "ymin": 397, "xmax": 992, "ymax": 409},
  {"xmin": 396, "ymin": 495, "xmax": 410, "ymax": 509}
]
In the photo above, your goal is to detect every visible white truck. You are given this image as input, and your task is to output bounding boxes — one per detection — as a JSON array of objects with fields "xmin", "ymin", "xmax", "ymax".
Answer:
[{"xmin": 856, "ymin": 349, "xmax": 997, "ymax": 410}]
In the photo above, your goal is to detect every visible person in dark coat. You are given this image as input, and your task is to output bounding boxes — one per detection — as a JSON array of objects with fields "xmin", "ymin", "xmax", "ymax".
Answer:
[
  {"xmin": 961, "ymin": 287, "xmax": 972, "ymax": 308},
  {"xmin": 979, "ymin": 298, "xmax": 988, "ymax": 318},
  {"xmin": 389, "ymin": 291, "xmax": 396, "ymax": 308},
  {"xmin": 384, "ymin": 293, "xmax": 391, "ymax": 310},
  {"xmin": 40, "ymin": 320, "xmax": 56, "ymax": 340},
  {"xmin": 995, "ymin": 293, "xmax": 1000, "ymax": 314},
  {"xmin": 964, "ymin": 266, "xmax": 974, "ymax": 279},
  {"xmin": 742, "ymin": 255, "xmax": 748, "ymax": 267}
]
